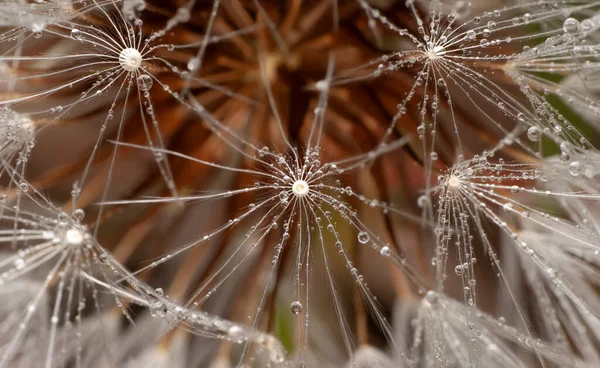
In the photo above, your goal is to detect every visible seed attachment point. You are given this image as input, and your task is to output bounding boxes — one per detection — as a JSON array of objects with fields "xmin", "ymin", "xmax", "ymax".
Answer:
[
  {"xmin": 65, "ymin": 228, "xmax": 84, "ymax": 245},
  {"xmin": 292, "ymin": 180, "xmax": 309, "ymax": 198},
  {"xmin": 427, "ymin": 45, "xmax": 446, "ymax": 60},
  {"xmin": 447, "ymin": 175, "xmax": 461, "ymax": 188},
  {"xmin": 119, "ymin": 48, "xmax": 142, "ymax": 72}
]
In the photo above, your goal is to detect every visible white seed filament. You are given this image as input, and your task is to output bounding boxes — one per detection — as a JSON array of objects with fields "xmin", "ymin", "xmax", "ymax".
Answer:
[
  {"xmin": 292, "ymin": 180, "xmax": 309, "ymax": 198},
  {"xmin": 119, "ymin": 48, "xmax": 142, "ymax": 72}
]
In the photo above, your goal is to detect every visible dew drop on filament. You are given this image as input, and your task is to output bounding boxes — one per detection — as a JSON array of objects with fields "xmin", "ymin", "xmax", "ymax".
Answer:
[
  {"xmin": 455, "ymin": 264, "xmax": 464, "ymax": 276},
  {"xmin": 527, "ymin": 126, "xmax": 540, "ymax": 141},
  {"xmin": 290, "ymin": 301, "xmax": 303, "ymax": 315},
  {"xmin": 380, "ymin": 246, "xmax": 391, "ymax": 256},
  {"xmin": 563, "ymin": 18, "xmax": 580, "ymax": 34},
  {"xmin": 137, "ymin": 74, "xmax": 153, "ymax": 91},
  {"xmin": 71, "ymin": 28, "xmax": 82, "ymax": 40},
  {"xmin": 569, "ymin": 161, "xmax": 581, "ymax": 177},
  {"xmin": 13, "ymin": 258, "xmax": 25, "ymax": 270},
  {"xmin": 150, "ymin": 301, "xmax": 166, "ymax": 318}
]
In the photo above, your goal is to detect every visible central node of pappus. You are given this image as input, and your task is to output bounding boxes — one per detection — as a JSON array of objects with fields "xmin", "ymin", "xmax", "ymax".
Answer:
[{"xmin": 292, "ymin": 180, "xmax": 310, "ymax": 198}]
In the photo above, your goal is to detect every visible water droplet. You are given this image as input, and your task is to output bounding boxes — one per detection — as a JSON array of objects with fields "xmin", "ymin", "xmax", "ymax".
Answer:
[
  {"xmin": 13, "ymin": 258, "xmax": 25, "ymax": 270},
  {"xmin": 563, "ymin": 18, "xmax": 580, "ymax": 34},
  {"xmin": 455, "ymin": 264, "xmax": 464, "ymax": 275},
  {"xmin": 357, "ymin": 231, "xmax": 369, "ymax": 244},
  {"xmin": 581, "ymin": 19, "xmax": 595, "ymax": 31},
  {"xmin": 425, "ymin": 291, "xmax": 438, "ymax": 305},
  {"xmin": 71, "ymin": 28, "xmax": 82, "ymax": 40},
  {"xmin": 417, "ymin": 195, "xmax": 428, "ymax": 208},
  {"xmin": 136, "ymin": 74, "xmax": 153, "ymax": 91},
  {"xmin": 290, "ymin": 301, "xmax": 303, "ymax": 315},
  {"xmin": 380, "ymin": 246, "xmax": 390, "ymax": 256},
  {"xmin": 569, "ymin": 161, "xmax": 581, "ymax": 177},
  {"xmin": 527, "ymin": 126, "xmax": 540, "ymax": 141},
  {"xmin": 72, "ymin": 209, "xmax": 85, "ymax": 221},
  {"xmin": 187, "ymin": 57, "xmax": 200, "ymax": 71},
  {"xmin": 150, "ymin": 301, "xmax": 166, "ymax": 317}
]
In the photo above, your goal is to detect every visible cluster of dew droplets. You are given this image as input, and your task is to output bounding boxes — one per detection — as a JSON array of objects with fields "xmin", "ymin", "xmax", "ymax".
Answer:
[
  {"xmin": 0, "ymin": 225, "xmax": 55, "ymax": 286},
  {"xmin": 0, "ymin": 108, "xmax": 35, "ymax": 158},
  {"xmin": 120, "ymin": 280, "xmax": 289, "ymax": 365},
  {"xmin": 551, "ymin": 140, "xmax": 596, "ymax": 180}
]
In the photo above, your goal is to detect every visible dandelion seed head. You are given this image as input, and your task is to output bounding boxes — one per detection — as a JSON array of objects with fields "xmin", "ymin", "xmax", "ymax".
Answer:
[
  {"xmin": 119, "ymin": 47, "xmax": 143, "ymax": 72},
  {"xmin": 3, "ymin": 0, "xmax": 600, "ymax": 366}
]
